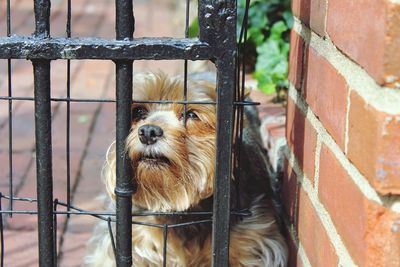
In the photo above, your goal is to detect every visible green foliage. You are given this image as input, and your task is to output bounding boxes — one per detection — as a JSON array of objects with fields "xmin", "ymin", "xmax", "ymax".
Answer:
[
  {"xmin": 254, "ymin": 21, "xmax": 290, "ymax": 93},
  {"xmin": 187, "ymin": 0, "xmax": 292, "ymax": 95},
  {"xmin": 238, "ymin": 0, "xmax": 292, "ymax": 94}
]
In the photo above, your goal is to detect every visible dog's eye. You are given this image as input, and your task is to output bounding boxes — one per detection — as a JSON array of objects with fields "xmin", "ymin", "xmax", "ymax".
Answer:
[
  {"xmin": 182, "ymin": 110, "xmax": 198, "ymax": 120},
  {"xmin": 132, "ymin": 106, "xmax": 148, "ymax": 121}
]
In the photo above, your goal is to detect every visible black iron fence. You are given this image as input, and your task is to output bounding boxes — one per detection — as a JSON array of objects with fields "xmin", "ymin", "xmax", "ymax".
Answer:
[{"xmin": 0, "ymin": 0, "xmax": 254, "ymax": 266}]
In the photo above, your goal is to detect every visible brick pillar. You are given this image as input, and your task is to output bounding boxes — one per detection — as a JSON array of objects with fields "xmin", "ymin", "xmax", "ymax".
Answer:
[{"xmin": 284, "ymin": 0, "xmax": 400, "ymax": 266}]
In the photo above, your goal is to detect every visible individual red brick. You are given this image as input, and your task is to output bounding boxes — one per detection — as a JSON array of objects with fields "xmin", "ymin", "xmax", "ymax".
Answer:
[
  {"xmin": 319, "ymin": 144, "xmax": 400, "ymax": 266},
  {"xmin": 292, "ymin": 0, "xmax": 311, "ymax": 25},
  {"xmin": 59, "ymin": 231, "xmax": 94, "ymax": 266},
  {"xmin": 366, "ymin": 203, "xmax": 400, "ymax": 267},
  {"xmin": 3, "ymin": 229, "xmax": 38, "ymax": 267},
  {"xmin": 286, "ymin": 98, "xmax": 317, "ymax": 182},
  {"xmin": 319, "ymin": 144, "xmax": 367, "ymax": 265},
  {"xmin": 264, "ymin": 120, "xmax": 285, "ymax": 141},
  {"xmin": 0, "ymin": 152, "xmax": 33, "ymax": 192},
  {"xmin": 288, "ymin": 30, "xmax": 305, "ymax": 90},
  {"xmin": 292, "ymin": 0, "xmax": 327, "ymax": 36},
  {"xmin": 348, "ymin": 90, "xmax": 400, "ymax": 195},
  {"xmin": 250, "ymin": 90, "xmax": 286, "ymax": 121},
  {"xmin": 384, "ymin": 2, "xmax": 400, "ymax": 87},
  {"xmin": 0, "ymin": 102, "xmax": 35, "ymax": 153},
  {"xmin": 327, "ymin": 0, "xmax": 400, "ymax": 87},
  {"xmin": 303, "ymin": 47, "xmax": 348, "ymax": 150},
  {"xmin": 310, "ymin": 0, "xmax": 327, "ymax": 36},
  {"xmin": 298, "ymin": 188, "xmax": 339, "ymax": 267}
]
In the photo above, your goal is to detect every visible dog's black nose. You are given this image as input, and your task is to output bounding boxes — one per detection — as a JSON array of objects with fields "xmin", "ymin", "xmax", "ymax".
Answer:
[{"xmin": 138, "ymin": 125, "xmax": 163, "ymax": 145}]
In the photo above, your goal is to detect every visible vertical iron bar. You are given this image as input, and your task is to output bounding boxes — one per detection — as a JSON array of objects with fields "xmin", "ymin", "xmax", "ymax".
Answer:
[
  {"xmin": 0, "ymin": 193, "xmax": 4, "ymax": 267},
  {"xmin": 183, "ymin": 0, "xmax": 190, "ymax": 126},
  {"xmin": 234, "ymin": 0, "xmax": 250, "ymax": 211},
  {"xmin": 236, "ymin": 0, "xmax": 250, "ymax": 209},
  {"xmin": 212, "ymin": 60, "xmax": 236, "ymax": 267},
  {"xmin": 239, "ymin": 0, "xmax": 250, "ymax": 101},
  {"xmin": 33, "ymin": 1, "xmax": 53, "ymax": 265},
  {"xmin": 115, "ymin": 61, "xmax": 134, "ymax": 267},
  {"xmin": 66, "ymin": 0, "xmax": 71, "ymax": 37},
  {"xmin": 6, "ymin": 0, "xmax": 11, "ymax": 34},
  {"xmin": 184, "ymin": 0, "xmax": 190, "ymax": 38},
  {"xmin": 34, "ymin": 0, "xmax": 51, "ymax": 38},
  {"xmin": 107, "ymin": 217, "xmax": 117, "ymax": 261},
  {"xmin": 6, "ymin": 0, "xmax": 13, "ymax": 216},
  {"xmin": 66, "ymin": 0, "xmax": 72, "ymax": 218},
  {"xmin": 7, "ymin": 60, "xmax": 12, "ymax": 216},
  {"xmin": 33, "ymin": 59, "xmax": 54, "ymax": 267},
  {"xmin": 183, "ymin": 60, "xmax": 189, "ymax": 126},
  {"xmin": 211, "ymin": 1, "xmax": 237, "ymax": 266},
  {"xmin": 116, "ymin": 0, "xmax": 134, "ymax": 40},
  {"xmin": 53, "ymin": 199, "xmax": 58, "ymax": 266},
  {"xmin": 115, "ymin": 1, "xmax": 134, "ymax": 266}
]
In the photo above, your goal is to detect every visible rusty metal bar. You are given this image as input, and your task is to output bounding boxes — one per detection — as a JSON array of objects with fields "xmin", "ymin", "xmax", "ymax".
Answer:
[
  {"xmin": 33, "ymin": 0, "xmax": 54, "ymax": 266},
  {"xmin": 0, "ymin": 36, "xmax": 213, "ymax": 60},
  {"xmin": 114, "ymin": 0, "xmax": 134, "ymax": 266}
]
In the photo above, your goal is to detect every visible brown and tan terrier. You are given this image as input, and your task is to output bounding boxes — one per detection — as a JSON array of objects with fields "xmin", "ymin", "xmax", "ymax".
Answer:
[{"xmin": 85, "ymin": 72, "xmax": 287, "ymax": 267}]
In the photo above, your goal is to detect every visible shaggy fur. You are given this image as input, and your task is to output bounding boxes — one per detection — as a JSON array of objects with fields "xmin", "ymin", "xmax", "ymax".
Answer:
[{"xmin": 84, "ymin": 73, "xmax": 287, "ymax": 266}]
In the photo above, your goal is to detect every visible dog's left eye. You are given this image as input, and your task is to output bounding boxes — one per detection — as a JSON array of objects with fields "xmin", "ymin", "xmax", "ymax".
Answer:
[
  {"xmin": 132, "ymin": 106, "xmax": 148, "ymax": 121},
  {"xmin": 181, "ymin": 110, "xmax": 198, "ymax": 120}
]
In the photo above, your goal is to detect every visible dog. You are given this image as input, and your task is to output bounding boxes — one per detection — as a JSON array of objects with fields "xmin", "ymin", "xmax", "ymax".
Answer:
[{"xmin": 84, "ymin": 72, "xmax": 287, "ymax": 266}]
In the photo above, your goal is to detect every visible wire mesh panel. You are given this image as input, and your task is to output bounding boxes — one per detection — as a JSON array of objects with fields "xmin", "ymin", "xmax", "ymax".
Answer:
[{"xmin": 0, "ymin": 0, "xmax": 258, "ymax": 266}]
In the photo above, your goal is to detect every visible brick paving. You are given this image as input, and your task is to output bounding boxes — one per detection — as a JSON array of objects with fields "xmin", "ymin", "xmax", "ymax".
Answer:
[
  {"xmin": 0, "ymin": 1, "xmax": 287, "ymax": 266},
  {"xmin": 0, "ymin": 1, "xmax": 185, "ymax": 266}
]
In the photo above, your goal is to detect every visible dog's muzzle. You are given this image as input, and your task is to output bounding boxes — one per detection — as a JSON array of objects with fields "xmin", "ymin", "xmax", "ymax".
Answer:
[{"xmin": 138, "ymin": 124, "xmax": 164, "ymax": 145}]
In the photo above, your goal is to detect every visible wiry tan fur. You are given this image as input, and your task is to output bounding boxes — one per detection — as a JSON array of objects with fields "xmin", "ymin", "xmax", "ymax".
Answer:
[{"xmin": 84, "ymin": 72, "xmax": 287, "ymax": 266}]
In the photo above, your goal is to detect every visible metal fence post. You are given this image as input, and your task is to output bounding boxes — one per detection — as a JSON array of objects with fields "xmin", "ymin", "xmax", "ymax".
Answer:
[
  {"xmin": 115, "ymin": 0, "xmax": 134, "ymax": 266},
  {"xmin": 33, "ymin": 0, "xmax": 55, "ymax": 266},
  {"xmin": 197, "ymin": 1, "xmax": 238, "ymax": 266}
]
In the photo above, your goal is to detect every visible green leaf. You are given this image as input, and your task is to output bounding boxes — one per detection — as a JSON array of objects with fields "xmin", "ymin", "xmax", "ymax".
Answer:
[
  {"xmin": 283, "ymin": 11, "xmax": 294, "ymax": 28},
  {"xmin": 270, "ymin": 21, "xmax": 288, "ymax": 40},
  {"xmin": 188, "ymin": 17, "xmax": 199, "ymax": 38},
  {"xmin": 247, "ymin": 27, "xmax": 265, "ymax": 46}
]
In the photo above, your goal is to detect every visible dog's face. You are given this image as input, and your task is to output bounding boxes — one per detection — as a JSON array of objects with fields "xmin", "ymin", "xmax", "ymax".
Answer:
[{"xmin": 105, "ymin": 73, "xmax": 217, "ymax": 212}]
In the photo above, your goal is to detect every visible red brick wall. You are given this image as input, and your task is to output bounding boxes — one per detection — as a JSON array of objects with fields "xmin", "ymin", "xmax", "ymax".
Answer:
[{"xmin": 285, "ymin": 0, "xmax": 400, "ymax": 266}]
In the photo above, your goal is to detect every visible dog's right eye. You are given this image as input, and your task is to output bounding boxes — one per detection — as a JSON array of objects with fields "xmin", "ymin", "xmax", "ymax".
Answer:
[{"xmin": 131, "ymin": 106, "xmax": 148, "ymax": 121}]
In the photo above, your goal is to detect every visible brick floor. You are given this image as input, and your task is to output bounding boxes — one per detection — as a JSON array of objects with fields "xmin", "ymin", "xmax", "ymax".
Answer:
[
  {"xmin": 250, "ymin": 89, "xmax": 287, "ymax": 172},
  {"xmin": 0, "ymin": 0, "xmax": 184, "ymax": 266}
]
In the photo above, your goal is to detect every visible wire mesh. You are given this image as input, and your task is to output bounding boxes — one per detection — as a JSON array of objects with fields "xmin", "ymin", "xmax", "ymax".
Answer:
[{"xmin": 0, "ymin": 0, "xmax": 255, "ymax": 266}]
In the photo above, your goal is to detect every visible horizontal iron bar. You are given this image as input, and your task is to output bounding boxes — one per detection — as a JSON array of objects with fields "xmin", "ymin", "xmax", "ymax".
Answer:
[
  {"xmin": 0, "ymin": 210, "xmax": 251, "ymax": 217},
  {"xmin": 0, "ymin": 210, "xmax": 212, "ymax": 228},
  {"xmin": 0, "ymin": 96, "xmax": 259, "ymax": 106},
  {"xmin": 0, "ymin": 195, "xmax": 251, "ymax": 217},
  {"xmin": 0, "ymin": 36, "xmax": 213, "ymax": 60}
]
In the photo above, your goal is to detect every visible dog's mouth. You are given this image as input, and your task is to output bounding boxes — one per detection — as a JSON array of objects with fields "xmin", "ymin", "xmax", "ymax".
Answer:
[{"xmin": 137, "ymin": 154, "xmax": 171, "ymax": 166}]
